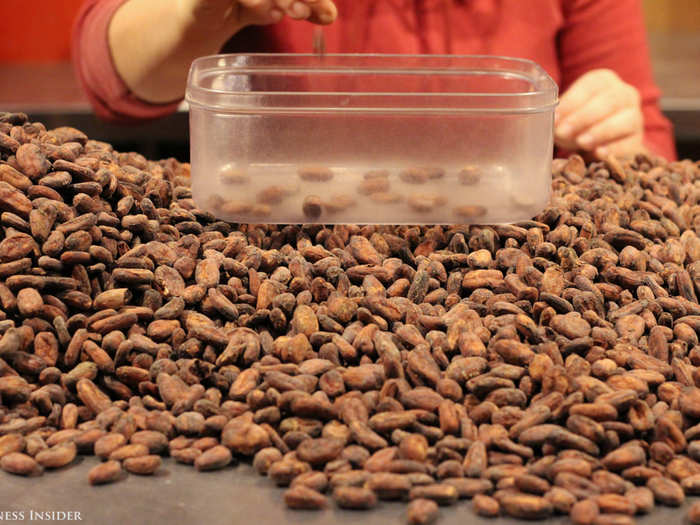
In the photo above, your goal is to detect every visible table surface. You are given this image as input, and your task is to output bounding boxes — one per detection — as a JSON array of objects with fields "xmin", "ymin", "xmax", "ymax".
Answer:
[{"xmin": 0, "ymin": 456, "xmax": 694, "ymax": 525}]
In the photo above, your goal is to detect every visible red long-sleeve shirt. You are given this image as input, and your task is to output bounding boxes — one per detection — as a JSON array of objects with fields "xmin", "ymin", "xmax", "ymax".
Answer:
[{"xmin": 72, "ymin": 0, "xmax": 676, "ymax": 159}]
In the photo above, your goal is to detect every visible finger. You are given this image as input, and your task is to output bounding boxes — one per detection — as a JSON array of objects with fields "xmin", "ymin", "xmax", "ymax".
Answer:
[
  {"xmin": 575, "ymin": 107, "xmax": 643, "ymax": 151},
  {"xmin": 305, "ymin": 0, "xmax": 337, "ymax": 24},
  {"xmin": 553, "ymin": 132, "xmax": 579, "ymax": 152},
  {"xmin": 239, "ymin": 0, "xmax": 267, "ymax": 7},
  {"xmin": 275, "ymin": 0, "xmax": 311, "ymax": 20},
  {"xmin": 555, "ymin": 89, "xmax": 630, "ymax": 143},
  {"xmin": 593, "ymin": 134, "xmax": 645, "ymax": 160},
  {"xmin": 556, "ymin": 69, "xmax": 627, "ymax": 127},
  {"xmin": 556, "ymin": 70, "xmax": 609, "ymax": 123},
  {"xmin": 273, "ymin": 0, "xmax": 336, "ymax": 24},
  {"xmin": 239, "ymin": 0, "xmax": 284, "ymax": 25}
]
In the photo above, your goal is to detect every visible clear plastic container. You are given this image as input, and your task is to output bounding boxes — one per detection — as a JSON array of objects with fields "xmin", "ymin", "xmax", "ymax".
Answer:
[{"xmin": 186, "ymin": 54, "xmax": 558, "ymax": 224}]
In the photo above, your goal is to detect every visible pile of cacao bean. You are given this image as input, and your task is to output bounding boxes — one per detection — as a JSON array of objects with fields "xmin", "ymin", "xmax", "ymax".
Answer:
[{"xmin": 2, "ymin": 112, "xmax": 700, "ymax": 525}]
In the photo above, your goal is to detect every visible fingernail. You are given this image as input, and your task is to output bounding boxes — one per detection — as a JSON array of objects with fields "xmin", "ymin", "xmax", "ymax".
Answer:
[
  {"xmin": 291, "ymin": 2, "xmax": 310, "ymax": 18},
  {"xmin": 577, "ymin": 133, "xmax": 594, "ymax": 149},
  {"xmin": 319, "ymin": 11, "xmax": 334, "ymax": 24},
  {"xmin": 270, "ymin": 8, "xmax": 284, "ymax": 21},
  {"xmin": 557, "ymin": 123, "xmax": 572, "ymax": 138},
  {"xmin": 596, "ymin": 146, "xmax": 609, "ymax": 157}
]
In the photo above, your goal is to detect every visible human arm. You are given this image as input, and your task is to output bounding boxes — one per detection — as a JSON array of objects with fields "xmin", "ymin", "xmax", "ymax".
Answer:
[
  {"xmin": 72, "ymin": 0, "xmax": 336, "ymax": 122},
  {"xmin": 109, "ymin": 0, "xmax": 337, "ymax": 104}
]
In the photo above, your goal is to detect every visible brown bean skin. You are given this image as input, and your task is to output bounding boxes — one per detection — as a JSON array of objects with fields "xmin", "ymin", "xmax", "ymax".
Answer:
[
  {"xmin": 407, "ymin": 498, "xmax": 440, "ymax": 525},
  {"xmin": 123, "ymin": 455, "xmax": 162, "ymax": 475},
  {"xmin": 0, "ymin": 453, "xmax": 42, "ymax": 476},
  {"xmin": 284, "ymin": 486, "xmax": 328, "ymax": 510},
  {"xmin": 473, "ymin": 494, "xmax": 500, "ymax": 517},
  {"xmin": 88, "ymin": 461, "xmax": 123, "ymax": 485}
]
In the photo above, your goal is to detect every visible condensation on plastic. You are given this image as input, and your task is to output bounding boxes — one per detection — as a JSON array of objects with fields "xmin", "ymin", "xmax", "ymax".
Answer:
[{"xmin": 186, "ymin": 54, "xmax": 558, "ymax": 225}]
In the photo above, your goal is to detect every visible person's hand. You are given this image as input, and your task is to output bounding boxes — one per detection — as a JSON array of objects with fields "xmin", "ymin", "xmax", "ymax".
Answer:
[
  {"xmin": 109, "ymin": 0, "xmax": 338, "ymax": 104},
  {"xmin": 179, "ymin": 0, "xmax": 337, "ymax": 39},
  {"xmin": 554, "ymin": 69, "xmax": 646, "ymax": 160}
]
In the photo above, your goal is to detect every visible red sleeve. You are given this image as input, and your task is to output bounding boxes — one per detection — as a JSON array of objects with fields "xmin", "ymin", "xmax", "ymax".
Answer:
[
  {"xmin": 558, "ymin": 0, "xmax": 676, "ymax": 160},
  {"xmin": 71, "ymin": 0, "xmax": 181, "ymax": 124}
]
